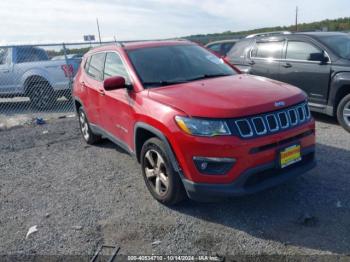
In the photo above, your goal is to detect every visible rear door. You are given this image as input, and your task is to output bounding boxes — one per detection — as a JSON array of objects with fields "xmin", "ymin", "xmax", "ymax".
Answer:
[
  {"xmin": 100, "ymin": 52, "xmax": 134, "ymax": 147},
  {"xmin": 83, "ymin": 52, "xmax": 106, "ymax": 125},
  {"xmin": 248, "ymin": 39, "xmax": 285, "ymax": 80},
  {"xmin": 279, "ymin": 37, "xmax": 331, "ymax": 104}
]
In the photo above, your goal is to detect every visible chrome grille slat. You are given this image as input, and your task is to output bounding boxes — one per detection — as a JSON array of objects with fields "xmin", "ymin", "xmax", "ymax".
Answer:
[
  {"xmin": 235, "ymin": 119, "xmax": 254, "ymax": 138},
  {"xmin": 265, "ymin": 114, "xmax": 279, "ymax": 132},
  {"xmin": 252, "ymin": 117, "xmax": 267, "ymax": 135},
  {"xmin": 234, "ymin": 102, "xmax": 311, "ymax": 138}
]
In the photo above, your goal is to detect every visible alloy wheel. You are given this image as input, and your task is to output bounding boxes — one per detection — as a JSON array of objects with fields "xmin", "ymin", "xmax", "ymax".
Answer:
[
  {"xmin": 343, "ymin": 101, "xmax": 350, "ymax": 127},
  {"xmin": 79, "ymin": 111, "xmax": 90, "ymax": 141},
  {"xmin": 144, "ymin": 149, "xmax": 169, "ymax": 196}
]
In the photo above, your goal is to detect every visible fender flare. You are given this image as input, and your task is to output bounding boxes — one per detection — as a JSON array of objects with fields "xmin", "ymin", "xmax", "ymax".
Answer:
[
  {"xmin": 134, "ymin": 122, "xmax": 182, "ymax": 175},
  {"xmin": 21, "ymin": 68, "xmax": 53, "ymax": 93},
  {"xmin": 329, "ymin": 72, "xmax": 350, "ymax": 110}
]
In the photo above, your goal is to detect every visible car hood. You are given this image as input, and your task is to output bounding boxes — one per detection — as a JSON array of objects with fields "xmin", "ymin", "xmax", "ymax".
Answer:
[{"xmin": 148, "ymin": 75, "xmax": 306, "ymax": 118}]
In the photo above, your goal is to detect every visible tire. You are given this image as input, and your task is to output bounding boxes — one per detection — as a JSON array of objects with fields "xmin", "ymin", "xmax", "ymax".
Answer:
[
  {"xmin": 78, "ymin": 107, "xmax": 101, "ymax": 144},
  {"xmin": 28, "ymin": 81, "xmax": 55, "ymax": 110},
  {"xmin": 140, "ymin": 137, "xmax": 186, "ymax": 205},
  {"xmin": 336, "ymin": 94, "xmax": 350, "ymax": 133}
]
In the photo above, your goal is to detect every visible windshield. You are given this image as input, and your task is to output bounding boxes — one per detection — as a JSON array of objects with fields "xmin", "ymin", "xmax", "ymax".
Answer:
[
  {"xmin": 127, "ymin": 44, "xmax": 236, "ymax": 88},
  {"xmin": 318, "ymin": 34, "xmax": 350, "ymax": 59}
]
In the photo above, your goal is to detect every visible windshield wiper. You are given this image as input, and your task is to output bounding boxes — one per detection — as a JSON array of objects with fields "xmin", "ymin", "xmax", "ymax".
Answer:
[
  {"xmin": 143, "ymin": 74, "xmax": 232, "ymax": 87},
  {"xmin": 185, "ymin": 73, "xmax": 232, "ymax": 82},
  {"xmin": 143, "ymin": 80, "xmax": 189, "ymax": 87}
]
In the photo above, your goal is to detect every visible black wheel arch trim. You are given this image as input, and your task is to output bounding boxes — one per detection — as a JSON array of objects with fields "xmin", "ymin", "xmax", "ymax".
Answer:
[
  {"xmin": 134, "ymin": 122, "xmax": 183, "ymax": 176},
  {"xmin": 329, "ymin": 72, "xmax": 350, "ymax": 112}
]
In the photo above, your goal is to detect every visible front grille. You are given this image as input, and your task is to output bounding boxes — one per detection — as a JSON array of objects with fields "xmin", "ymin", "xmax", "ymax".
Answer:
[{"xmin": 232, "ymin": 102, "xmax": 311, "ymax": 138}]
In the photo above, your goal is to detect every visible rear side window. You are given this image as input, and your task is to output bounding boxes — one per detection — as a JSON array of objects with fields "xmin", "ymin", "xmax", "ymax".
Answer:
[
  {"xmin": 251, "ymin": 41, "xmax": 284, "ymax": 59},
  {"xmin": 16, "ymin": 48, "xmax": 49, "ymax": 63},
  {"xmin": 103, "ymin": 52, "xmax": 130, "ymax": 83},
  {"xmin": 86, "ymin": 53, "xmax": 106, "ymax": 81},
  {"xmin": 286, "ymin": 41, "xmax": 322, "ymax": 61}
]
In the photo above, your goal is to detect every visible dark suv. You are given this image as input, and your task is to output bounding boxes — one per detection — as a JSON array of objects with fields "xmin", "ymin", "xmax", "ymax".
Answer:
[{"xmin": 226, "ymin": 32, "xmax": 350, "ymax": 132}]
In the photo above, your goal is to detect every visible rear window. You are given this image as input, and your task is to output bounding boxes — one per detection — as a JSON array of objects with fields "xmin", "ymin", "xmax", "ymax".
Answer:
[
  {"xmin": 251, "ymin": 41, "xmax": 284, "ymax": 59},
  {"xmin": 86, "ymin": 53, "xmax": 106, "ymax": 81}
]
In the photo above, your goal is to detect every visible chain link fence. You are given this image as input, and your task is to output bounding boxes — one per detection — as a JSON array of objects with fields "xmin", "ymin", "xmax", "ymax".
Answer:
[{"xmin": 0, "ymin": 41, "xmax": 114, "ymax": 128}]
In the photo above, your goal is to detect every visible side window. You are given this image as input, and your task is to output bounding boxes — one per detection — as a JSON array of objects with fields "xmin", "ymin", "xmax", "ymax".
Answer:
[
  {"xmin": 0, "ymin": 48, "xmax": 8, "ymax": 65},
  {"xmin": 87, "ymin": 53, "xmax": 106, "ymax": 81},
  {"xmin": 251, "ymin": 41, "xmax": 284, "ymax": 59},
  {"xmin": 103, "ymin": 52, "xmax": 130, "ymax": 83},
  {"xmin": 16, "ymin": 48, "xmax": 48, "ymax": 63},
  {"xmin": 227, "ymin": 39, "xmax": 252, "ymax": 63},
  {"xmin": 84, "ymin": 56, "xmax": 91, "ymax": 71},
  {"xmin": 286, "ymin": 41, "xmax": 322, "ymax": 61},
  {"xmin": 221, "ymin": 43, "xmax": 234, "ymax": 55},
  {"xmin": 207, "ymin": 44, "xmax": 222, "ymax": 54}
]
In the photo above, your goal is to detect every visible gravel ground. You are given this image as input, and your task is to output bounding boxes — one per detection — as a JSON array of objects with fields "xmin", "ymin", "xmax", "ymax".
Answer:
[{"xmin": 0, "ymin": 113, "xmax": 349, "ymax": 260}]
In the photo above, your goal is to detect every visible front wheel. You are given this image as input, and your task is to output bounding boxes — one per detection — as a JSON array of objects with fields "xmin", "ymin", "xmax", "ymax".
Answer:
[
  {"xmin": 337, "ymin": 94, "xmax": 350, "ymax": 133},
  {"xmin": 140, "ymin": 137, "xmax": 186, "ymax": 205}
]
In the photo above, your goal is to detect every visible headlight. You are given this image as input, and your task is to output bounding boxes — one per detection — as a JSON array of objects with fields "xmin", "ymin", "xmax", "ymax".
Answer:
[{"xmin": 175, "ymin": 116, "xmax": 231, "ymax": 136}]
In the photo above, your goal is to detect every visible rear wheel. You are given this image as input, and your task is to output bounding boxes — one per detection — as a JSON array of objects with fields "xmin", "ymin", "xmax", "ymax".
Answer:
[
  {"xmin": 337, "ymin": 94, "xmax": 350, "ymax": 133},
  {"xmin": 78, "ymin": 107, "xmax": 101, "ymax": 144},
  {"xmin": 141, "ymin": 137, "xmax": 186, "ymax": 205},
  {"xmin": 28, "ymin": 81, "xmax": 55, "ymax": 110}
]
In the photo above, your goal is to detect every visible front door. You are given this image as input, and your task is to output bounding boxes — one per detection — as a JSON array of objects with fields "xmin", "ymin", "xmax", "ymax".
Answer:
[
  {"xmin": 279, "ymin": 40, "xmax": 331, "ymax": 105},
  {"xmin": 100, "ymin": 52, "xmax": 134, "ymax": 147}
]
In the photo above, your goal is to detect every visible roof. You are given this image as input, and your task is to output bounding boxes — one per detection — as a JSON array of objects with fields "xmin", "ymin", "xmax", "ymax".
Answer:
[
  {"xmin": 87, "ymin": 40, "xmax": 194, "ymax": 54},
  {"xmin": 295, "ymin": 31, "xmax": 348, "ymax": 37},
  {"xmin": 205, "ymin": 39, "xmax": 240, "ymax": 46}
]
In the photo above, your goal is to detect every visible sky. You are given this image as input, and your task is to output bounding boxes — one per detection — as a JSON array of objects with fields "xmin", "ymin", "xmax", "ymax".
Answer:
[{"xmin": 0, "ymin": 0, "xmax": 349, "ymax": 45}]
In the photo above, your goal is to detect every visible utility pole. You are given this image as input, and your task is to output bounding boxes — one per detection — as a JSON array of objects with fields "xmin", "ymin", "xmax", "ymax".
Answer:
[
  {"xmin": 96, "ymin": 18, "xmax": 102, "ymax": 44},
  {"xmin": 295, "ymin": 6, "xmax": 299, "ymax": 32}
]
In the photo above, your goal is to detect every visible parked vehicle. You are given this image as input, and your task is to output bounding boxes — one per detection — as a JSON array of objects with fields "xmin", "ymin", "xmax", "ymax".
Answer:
[
  {"xmin": 205, "ymin": 39, "xmax": 239, "ymax": 57},
  {"xmin": 73, "ymin": 40, "xmax": 316, "ymax": 205},
  {"xmin": 0, "ymin": 46, "xmax": 80, "ymax": 109},
  {"xmin": 226, "ymin": 32, "xmax": 350, "ymax": 132},
  {"xmin": 51, "ymin": 54, "xmax": 83, "ymax": 61}
]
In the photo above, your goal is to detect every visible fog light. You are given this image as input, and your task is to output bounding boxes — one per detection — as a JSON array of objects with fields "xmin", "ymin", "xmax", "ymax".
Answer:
[{"xmin": 193, "ymin": 157, "xmax": 236, "ymax": 175}]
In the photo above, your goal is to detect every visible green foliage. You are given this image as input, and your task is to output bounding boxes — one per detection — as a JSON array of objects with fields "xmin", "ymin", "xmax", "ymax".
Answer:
[{"xmin": 185, "ymin": 17, "xmax": 350, "ymax": 44}]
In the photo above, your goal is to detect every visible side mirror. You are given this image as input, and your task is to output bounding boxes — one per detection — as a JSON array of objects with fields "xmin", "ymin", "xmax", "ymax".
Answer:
[
  {"xmin": 103, "ymin": 76, "xmax": 126, "ymax": 91},
  {"xmin": 309, "ymin": 52, "xmax": 329, "ymax": 64}
]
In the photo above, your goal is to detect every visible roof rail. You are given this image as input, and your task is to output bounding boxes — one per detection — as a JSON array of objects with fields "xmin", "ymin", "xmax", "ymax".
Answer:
[{"xmin": 245, "ymin": 31, "xmax": 291, "ymax": 38}]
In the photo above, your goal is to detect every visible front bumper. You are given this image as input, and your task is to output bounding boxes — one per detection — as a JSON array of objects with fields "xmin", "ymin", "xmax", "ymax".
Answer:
[{"xmin": 182, "ymin": 145, "xmax": 316, "ymax": 201}]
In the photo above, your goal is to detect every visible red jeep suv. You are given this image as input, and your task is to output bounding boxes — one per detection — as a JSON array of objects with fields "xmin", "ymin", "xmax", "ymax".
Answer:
[{"xmin": 73, "ymin": 40, "xmax": 316, "ymax": 205}]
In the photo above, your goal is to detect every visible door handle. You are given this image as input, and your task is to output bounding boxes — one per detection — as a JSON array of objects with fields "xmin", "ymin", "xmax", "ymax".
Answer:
[
  {"xmin": 248, "ymin": 60, "xmax": 255, "ymax": 65},
  {"xmin": 98, "ymin": 88, "xmax": 105, "ymax": 96},
  {"xmin": 0, "ymin": 69, "xmax": 9, "ymax": 73},
  {"xmin": 81, "ymin": 81, "xmax": 87, "ymax": 88},
  {"xmin": 282, "ymin": 63, "xmax": 292, "ymax": 68}
]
